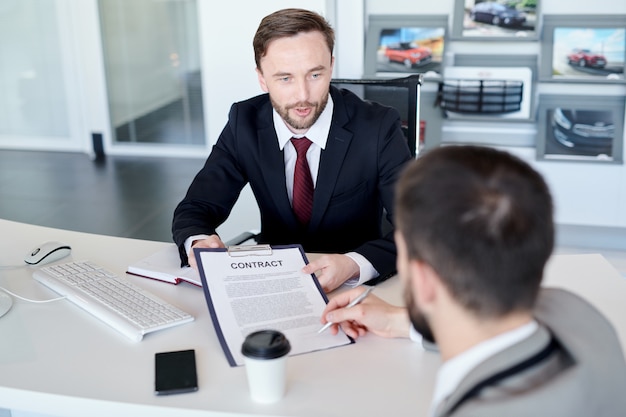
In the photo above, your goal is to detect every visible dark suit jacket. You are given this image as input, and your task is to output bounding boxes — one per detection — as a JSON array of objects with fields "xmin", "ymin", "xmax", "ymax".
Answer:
[
  {"xmin": 172, "ymin": 86, "xmax": 412, "ymax": 284},
  {"xmin": 437, "ymin": 288, "xmax": 626, "ymax": 417}
]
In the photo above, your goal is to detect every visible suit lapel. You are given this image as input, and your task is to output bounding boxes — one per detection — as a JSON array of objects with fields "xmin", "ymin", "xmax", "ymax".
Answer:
[
  {"xmin": 256, "ymin": 106, "xmax": 299, "ymax": 228},
  {"xmin": 308, "ymin": 88, "xmax": 353, "ymax": 230},
  {"xmin": 435, "ymin": 325, "xmax": 554, "ymax": 417},
  {"xmin": 256, "ymin": 88, "xmax": 353, "ymax": 231}
]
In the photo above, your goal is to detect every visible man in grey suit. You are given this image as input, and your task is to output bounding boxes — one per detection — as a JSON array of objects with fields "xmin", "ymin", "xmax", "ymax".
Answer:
[
  {"xmin": 322, "ymin": 145, "xmax": 626, "ymax": 416},
  {"xmin": 172, "ymin": 8, "xmax": 411, "ymax": 292}
]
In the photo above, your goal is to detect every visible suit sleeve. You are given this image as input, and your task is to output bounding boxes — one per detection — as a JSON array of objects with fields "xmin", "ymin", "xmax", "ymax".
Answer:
[
  {"xmin": 354, "ymin": 107, "xmax": 412, "ymax": 284},
  {"xmin": 172, "ymin": 103, "xmax": 248, "ymax": 264}
]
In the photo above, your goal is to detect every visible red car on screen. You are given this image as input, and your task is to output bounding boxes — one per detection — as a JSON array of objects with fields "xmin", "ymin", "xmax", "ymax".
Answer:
[
  {"xmin": 567, "ymin": 48, "xmax": 607, "ymax": 68},
  {"xmin": 384, "ymin": 42, "xmax": 432, "ymax": 69}
]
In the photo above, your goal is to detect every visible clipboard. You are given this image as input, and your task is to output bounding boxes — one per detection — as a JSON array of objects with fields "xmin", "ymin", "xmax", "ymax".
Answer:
[
  {"xmin": 227, "ymin": 244, "xmax": 273, "ymax": 257},
  {"xmin": 194, "ymin": 244, "xmax": 352, "ymax": 366}
]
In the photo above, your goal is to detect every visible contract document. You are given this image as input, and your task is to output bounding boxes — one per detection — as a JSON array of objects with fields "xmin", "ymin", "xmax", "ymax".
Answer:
[{"xmin": 194, "ymin": 245, "xmax": 353, "ymax": 366}]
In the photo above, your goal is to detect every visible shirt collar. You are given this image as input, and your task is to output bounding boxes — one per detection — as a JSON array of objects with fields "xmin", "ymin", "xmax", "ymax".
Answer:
[
  {"xmin": 430, "ymin": 320, "xmax": 538, "ymax": 416},
  {"xmin": 274, "ymin": 94, "xmax": 333, "ymax": 150}
]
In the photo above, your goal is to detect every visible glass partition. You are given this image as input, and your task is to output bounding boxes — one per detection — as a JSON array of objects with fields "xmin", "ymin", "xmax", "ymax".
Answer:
[
  {"xmin": 99, "ymin": 0, "xmax": 205, "ymax": 146},
  {"xmin": 0, "ymin": 0, "xmax": 70, "ymax": 142}
]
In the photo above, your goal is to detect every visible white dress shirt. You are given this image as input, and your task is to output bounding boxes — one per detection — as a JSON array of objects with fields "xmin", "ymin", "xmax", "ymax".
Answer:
[{"xmin": 187, "ymin": 95, "xmax": 379, "ymax": 286}]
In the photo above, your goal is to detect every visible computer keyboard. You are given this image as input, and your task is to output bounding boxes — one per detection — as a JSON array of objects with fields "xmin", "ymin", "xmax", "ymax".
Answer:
[{"xmin": 33, "ymin": 260, "xmax": 194, "ymax": 342}]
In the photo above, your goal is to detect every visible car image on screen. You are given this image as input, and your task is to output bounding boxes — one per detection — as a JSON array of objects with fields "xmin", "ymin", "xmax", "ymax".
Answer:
[
  {"xmin": 567, "ymin": 48, "xmax": 607, "ymax": 68},
  {"xmin": 551, "ymin": 108, "xmax": 614, "ymax": 156},
  {"xmin": 469, "ymin": 2, "xmax": 526, "ymax": 27},
  {"xmin": 383, "ymin": 42, "xmax": 432, "ymax": 69}
]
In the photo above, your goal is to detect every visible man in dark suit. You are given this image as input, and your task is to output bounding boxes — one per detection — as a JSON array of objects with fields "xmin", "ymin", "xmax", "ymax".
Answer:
[
  {"xmin": 322, "ymin": 145, "xmax": 626, "ymax": 416},
  {"xmin": 172, "ymin": 8, "xmax": 412, "ymax": 292}
]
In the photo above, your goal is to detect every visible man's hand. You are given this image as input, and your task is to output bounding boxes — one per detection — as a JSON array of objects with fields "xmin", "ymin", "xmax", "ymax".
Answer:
[
  {"xmin": 302, "ymin": 254, "xmax": 360, "ymax": 293},
  {"xmin": 321, "ymin": 287, "xmax": 410, "ymax": 340},
  {"xmin": 188, "ymin": 234, "xmax": 225, "ymax": 269}
]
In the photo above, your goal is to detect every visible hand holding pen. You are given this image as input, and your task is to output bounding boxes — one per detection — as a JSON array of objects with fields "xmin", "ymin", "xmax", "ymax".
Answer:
[
  {"xmin": 319, "ymin": 286, "xmax": 410, "ymax": 340},
  {"xmin": 318, "ymin": 286, "xmax": 374, "ymax": 334}
]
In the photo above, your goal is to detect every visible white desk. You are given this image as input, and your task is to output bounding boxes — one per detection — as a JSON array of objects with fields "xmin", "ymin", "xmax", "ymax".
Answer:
[{"xmin": 1, "ymin": 219, "xmax": 625, "ymax": 417}]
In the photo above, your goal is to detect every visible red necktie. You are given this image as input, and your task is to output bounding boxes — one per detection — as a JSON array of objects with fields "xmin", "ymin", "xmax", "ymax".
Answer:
[{"xmin": 291, "ymin": 137, "xmax": 314, "ymax": 225}]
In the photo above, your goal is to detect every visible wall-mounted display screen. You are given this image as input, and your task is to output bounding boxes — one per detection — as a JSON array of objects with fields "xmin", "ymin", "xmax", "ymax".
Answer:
[
  {"xmin": 551, "ymin": 27, "xmax": 625, "ymax": 81},
  {"xmin": 536, "ymin": 94, "xmax": 624, "ymax": 163},
  {"xmin": 374, "ymin": 27, "xmax": 445, "ymax": 75},
  {"xmin": 365, "ymin": 15, "xmax": 448, "ymax": 78},
  {"xmin": 452, "ymin": 0, "xmax": 539, "ymax": 40},
  {"xmin": 540, "ymin": 15, "xmax": 626, "ymax": 83},
  {"xmin": 441, "ymin": 66, "xmax": 533, "ymax": 120}
]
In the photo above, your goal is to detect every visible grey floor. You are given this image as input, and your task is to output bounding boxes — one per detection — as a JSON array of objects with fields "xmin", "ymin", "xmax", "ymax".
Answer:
[
  {"xmin": 0, "ymin": 149, "xmax": 205, "ymax": 243},
  {"xmin": 1, "ymin": 148, "xmax": 625, "ymax": 277}
]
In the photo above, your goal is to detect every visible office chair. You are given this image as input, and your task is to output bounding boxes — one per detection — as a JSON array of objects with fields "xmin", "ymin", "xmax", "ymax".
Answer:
[
  {"xmin": 330, "ymin": 74, "xmax": 423, "ymax": 157},
  {"xmin": 225, "ymin": 74, "xmax": 424, "ymax": 246}
]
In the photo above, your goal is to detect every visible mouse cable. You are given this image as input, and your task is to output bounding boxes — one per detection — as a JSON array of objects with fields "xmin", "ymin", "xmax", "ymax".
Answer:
[{"xmin": 0, "ymin": 286, "xmax": 67, "ymax": 303}]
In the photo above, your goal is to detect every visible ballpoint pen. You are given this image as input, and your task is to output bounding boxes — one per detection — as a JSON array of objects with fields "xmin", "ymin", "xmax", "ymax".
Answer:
[{"xmin": 318, "ymin": 286, "xmax": 374, "ymax": 334}]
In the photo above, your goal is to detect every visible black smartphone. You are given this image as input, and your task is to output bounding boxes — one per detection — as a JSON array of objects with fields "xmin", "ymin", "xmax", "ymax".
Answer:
[{"xmin": 154, "ymin": 349, "xmax": 199, "ymax": 395}]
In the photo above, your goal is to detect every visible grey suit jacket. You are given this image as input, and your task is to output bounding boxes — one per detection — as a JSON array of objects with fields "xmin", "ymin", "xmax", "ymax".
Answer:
[{"xmin": 437, "ymin": 288, "xmax": 626, "ymax": 417}]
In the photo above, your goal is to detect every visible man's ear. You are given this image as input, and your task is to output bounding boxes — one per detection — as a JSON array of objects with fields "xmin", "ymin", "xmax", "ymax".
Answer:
[
  {"xmin": 256, "ymin": 68, "xmax": 269, "ymax": 93},
  {"xmin": 409, "ymin": 260, "xmax": 438, "ymax": 312}
]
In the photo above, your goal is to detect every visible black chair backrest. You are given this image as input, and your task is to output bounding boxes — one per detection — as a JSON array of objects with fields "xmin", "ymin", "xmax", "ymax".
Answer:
[{"xmin": 331, "ymin": 74, "xmax": 423, "ymax": 156}]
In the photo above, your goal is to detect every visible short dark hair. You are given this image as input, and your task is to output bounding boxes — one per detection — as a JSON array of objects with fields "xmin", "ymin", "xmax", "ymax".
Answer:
[
  {"xmin": 395, "ymin": 145, "xmax": 554, "ymax": 318},
  {"xmin": 253, "ymin": 8, "xmax": 335, "ymax": 71}
]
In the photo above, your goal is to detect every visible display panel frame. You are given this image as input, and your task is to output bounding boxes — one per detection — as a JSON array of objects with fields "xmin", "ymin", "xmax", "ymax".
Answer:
[
  {"xmin": 451, "ymin": 0, "xmax": 540, "ymax": 41},
  {"xmin": 536, "ymin": 94, "xmax": 624, "ymax": 164},
  {"xmin": 364, "ymin": 15, "xmax": 448, "ymax": 78},
  {"xmin": 539, "ymin": 15, "xmax": 626, "ymax": 84}
]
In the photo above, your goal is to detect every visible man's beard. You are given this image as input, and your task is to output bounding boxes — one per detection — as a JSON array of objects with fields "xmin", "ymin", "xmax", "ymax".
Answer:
[
  {"xmin": 404, "ymin": 286, "xmax": 436, "ymax": 344},
  {"xmin": 272, "ymin": 92, "xmax": 329, "ymax": 131}
]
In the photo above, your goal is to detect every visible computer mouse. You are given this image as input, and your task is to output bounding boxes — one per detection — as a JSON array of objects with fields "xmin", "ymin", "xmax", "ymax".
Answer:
[{"xmin": 24, "ymin": 241, "xmax": 72, "ymax": 265}]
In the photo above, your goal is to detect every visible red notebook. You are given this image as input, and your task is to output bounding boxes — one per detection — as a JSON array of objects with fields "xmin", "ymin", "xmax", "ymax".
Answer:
[{"xmin": 127, "ymin": 244, "xmax": 201, "ymax": 287}]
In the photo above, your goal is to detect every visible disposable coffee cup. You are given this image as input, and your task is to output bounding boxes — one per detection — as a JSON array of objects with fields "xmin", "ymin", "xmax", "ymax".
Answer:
[{"xmin": 241, "ymin": 330, "xmax": 291, "ymax": 403}]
